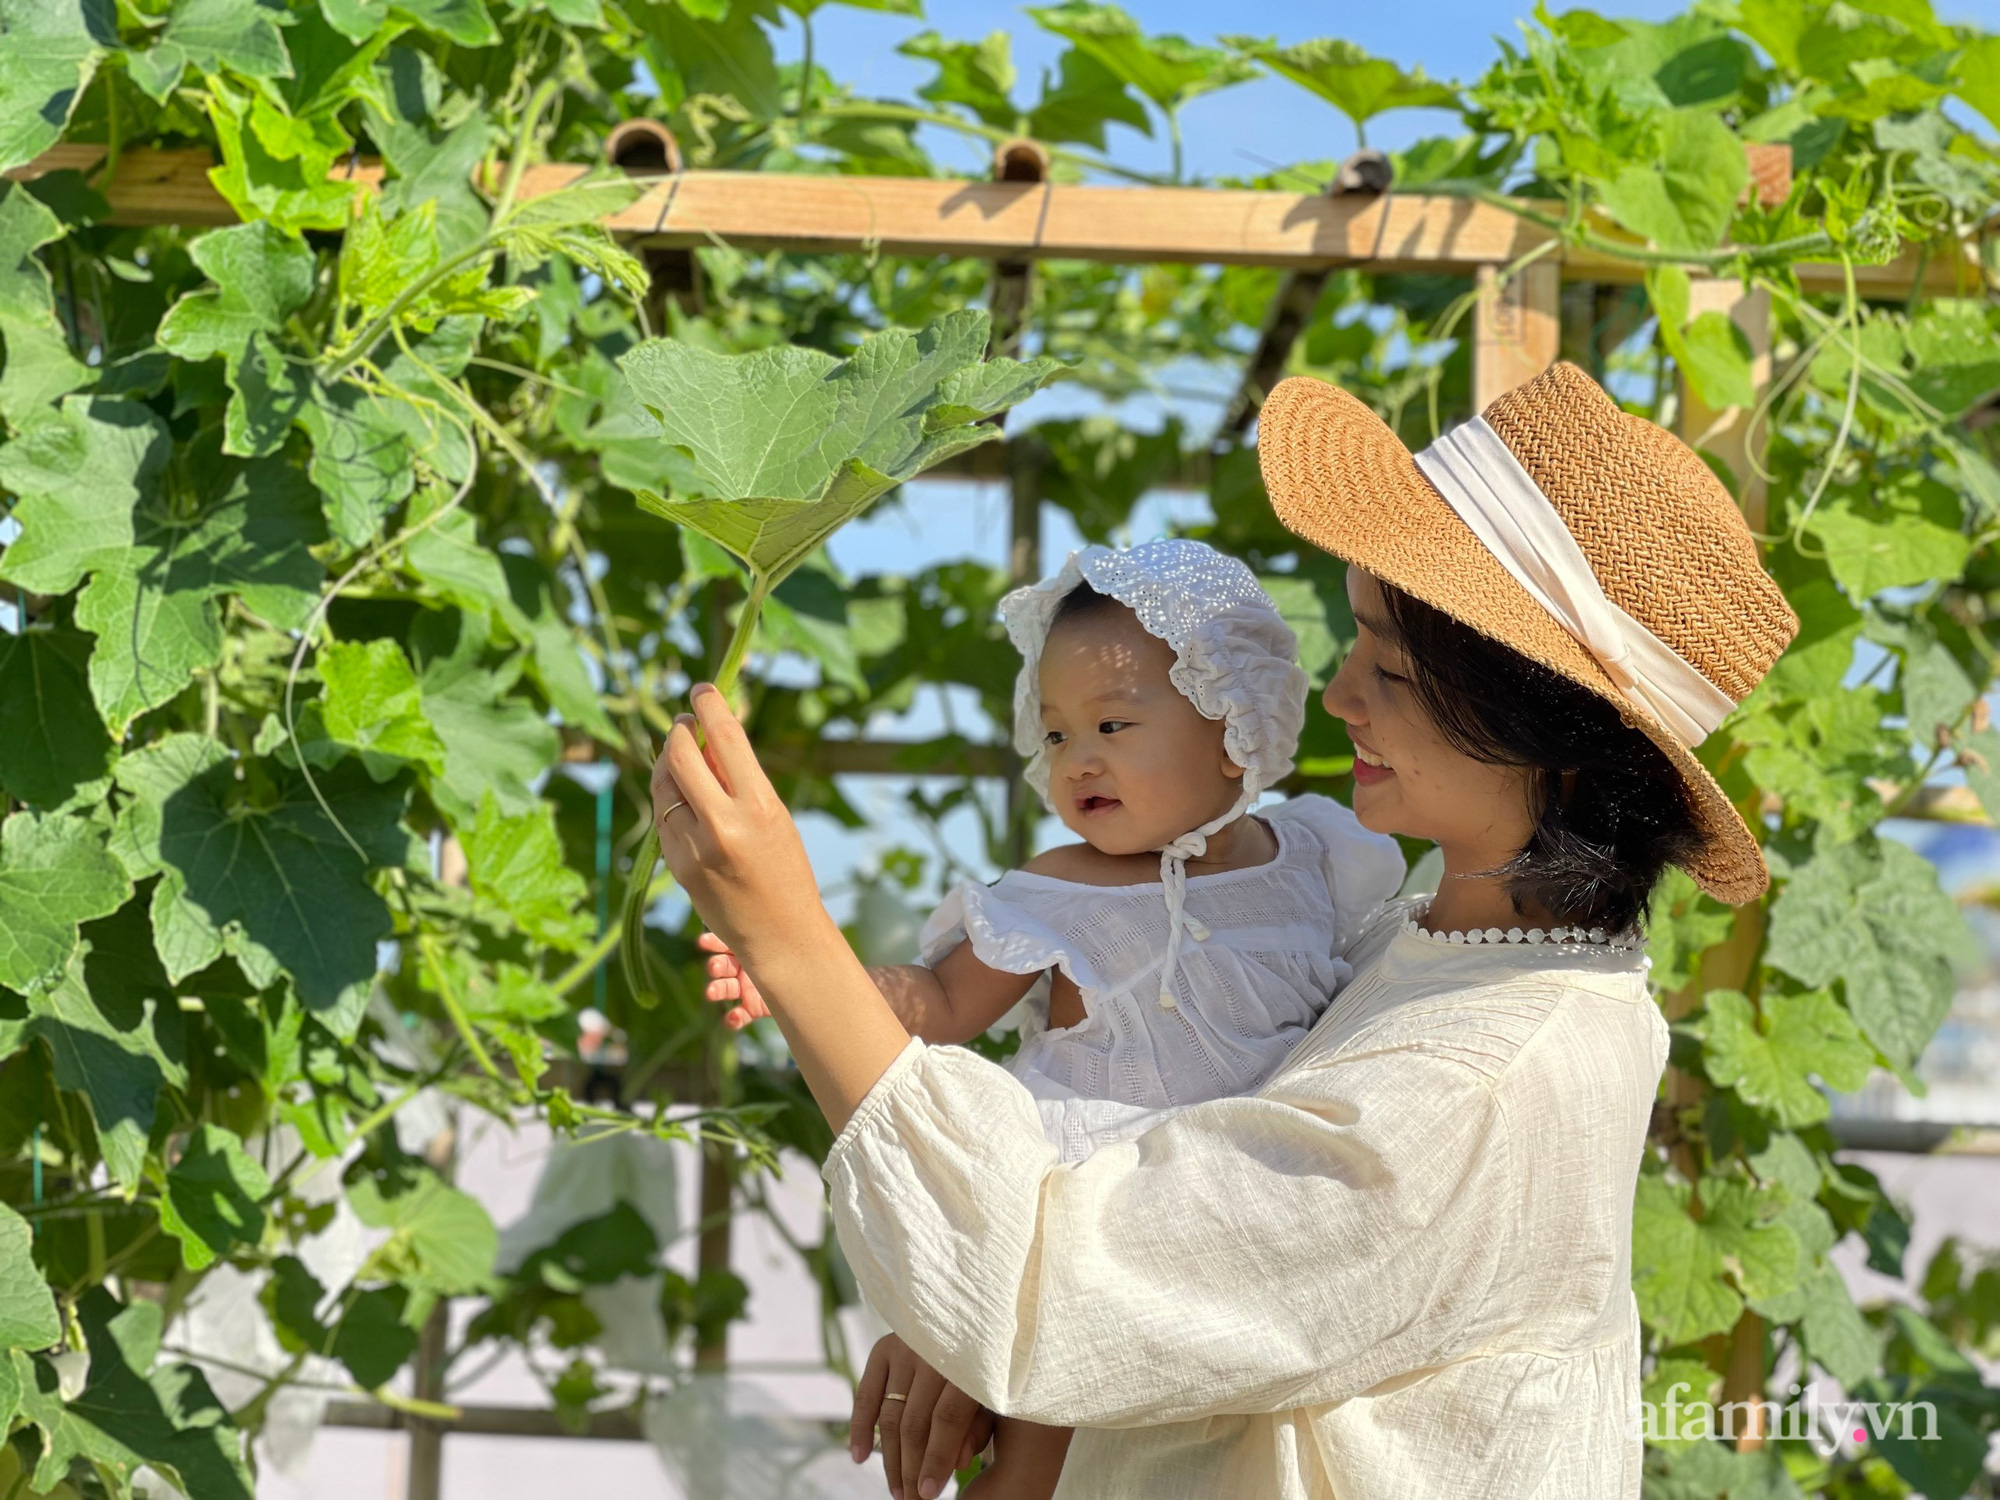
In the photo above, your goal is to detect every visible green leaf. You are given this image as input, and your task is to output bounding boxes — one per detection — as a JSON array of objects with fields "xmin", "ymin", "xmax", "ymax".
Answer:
[
  {"xmin": 1632, "ymin": 1173, "xmax": 1800, "ymax": 1345},
  {"xmin": 418, "ymin": 655, "xmax": 560, "ymax": 823},
  {"xmin": 26, "ymin": 922, "xmax": 188, "ymax": 1191},
  {"xmin": 317, "ymin": 638, "xmax": 448, "ymax": 773},
  {"xmin": 14, "ymin": 1291, "xmax": 253, "ymax": 1499},
  {"xmin": 513, "ymin": 1202, "xmax": 658, "ymax": 1291},
  {"xmin": 370, "ymin": 48, "xmax": 492, "ymax": 252},
  {"xmin": 109, "ymin": 734, "xmax": 405, "ymax": 1030},
  {"xmin": 1027, "ymin": 46, "xmax": 1151, "ymax": 148},
  {"xmin": 347, "ymin": 1169, "xmax": 496, "ymax": 1295},
  {"xmin": 157, "ymin": 1124, "xmax": 271, "ymax": 1272},
  {"xmin": 1222, "ymin": 37, "xmax": 1457, "ymax": 136},
  {"xmin": 157, "ymin": 221, "xmax": 317, "ymax": 368},
  {"xmin": 1695, "ymin": 989, "xmax": 1874, "ymax": 1128},
  {"xmin": 76, "ymin": 453, "xmax": 327, "ymax": 732},
  {"xmin": 1645, "ymin": 866, "xmax": 1737, "ymax": 992},
  {"xmin": 1641, "ymin": 1357, "xmax": 1717, "ymax": 1450},
  {"xmin": 1956, "ymin": 34, "xmax": 2000, "ymax": 135},
  {"xmin": 618, "ymin": 311, "xmax": 1061, "ymax": 582},
  {"xmin": 1765, "ymin": 834, "xmax": 1977, "ymax": 1076},
  {"xmin": 0, "ymin": 0, "xmax": 116, "ymax": 175},
  {"xmin": 900, "ymin": 30, "xmax": 1019, "ymax": 130},
  {"xmin": 1038, "ymin": 415, "xmax": 1183, "ymax": 542},
  {"xmin": 1794, "ymin": 1259, "xmax": 1881, "ymax": 1384},
  {"xmin": 1759, "ymin": 575, "xmax": 1860, "ymax": 700},
  {"xmin": 0, "ymin": 812, "xmax": 130, "ymax": 994},
  {"xmin": 0, "ymin": 181, "xmax": 86, "ymax": 424},
  {"xmin": 1956, "ymin": 722, "xmax": 2000, "ymax": 824},
  {"xmin": 402, "ymin": 508, "xmax": 614, "ymax": 739},
  {"xmin": 1897, "ymin": 633, "xmax": 1978, "ymax": 750},
  {"xmin": 320, "ymin": 0, "xmax": 498, "ymax": 47},
  {"xmin": 1029, "ymin": 2, "xmax": 1257, "ymax": 113},
  {"xmin": 1805, "ymin": 473, "xmax": 1970, "ymax": 598},
  {"xmin": 638, "ymin": 0, "xmax": 784, "ymax": 120},
  {"xmin": 0, "ymin": 628, "xmax": 112, "ymax": 809},
  {"xmin": 205, "ymin": 78, "xmax": 364, "ymax": 235},
  {"xmin": 1600, "ymin": 109, "xmax": 1747, "ymax": 252},
  {"xmin": 1733, "ymin": 682, "xmax": 1905, "ymax": 841},
  {"xmin": 0, "ymin": 396, "xmax": 167, "ymax": 597},
  {"xmin": 127, "ymin": 0, "xmax": 296, "ymax": 103},
  {"xmin": 0, "ymin": 1204, "xmax": 59, "ymax": 1350},
  {"xmin": 264, "ymin": 1256, "xmax": 422, "ymax": 1389},
  {"xmin": 460, "ymin": 793, "xmax": 592, "ymax": 951}
]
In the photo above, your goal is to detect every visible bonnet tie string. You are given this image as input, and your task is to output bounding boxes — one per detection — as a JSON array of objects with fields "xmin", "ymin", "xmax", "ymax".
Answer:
[{"xmin": 1155, "ymin": 834, "xmax": 1212, "ymax": 1010}]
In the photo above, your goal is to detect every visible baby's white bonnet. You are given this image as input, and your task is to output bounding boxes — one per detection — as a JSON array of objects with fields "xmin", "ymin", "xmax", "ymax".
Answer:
[{"xmin": 999, "ymin": 539, "xmax": 1310, "ymax": 855}]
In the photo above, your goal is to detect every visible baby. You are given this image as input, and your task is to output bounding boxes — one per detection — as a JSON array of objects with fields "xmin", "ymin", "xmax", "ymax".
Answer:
[{"xmin": 700, "ymin": 539, "xmax": 1404, "ymax": 1495}]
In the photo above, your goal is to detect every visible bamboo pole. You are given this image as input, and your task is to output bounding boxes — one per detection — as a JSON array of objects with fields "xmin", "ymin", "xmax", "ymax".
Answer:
[{"xmin": 7, "ymin": 146, "xmax": 1978, "ymax": 298}]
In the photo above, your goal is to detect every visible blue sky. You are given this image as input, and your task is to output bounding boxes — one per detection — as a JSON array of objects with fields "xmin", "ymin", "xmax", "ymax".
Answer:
[
  {"xmin": 793, "ymin": 0, "xmax": 2000, "ymax": 182},
  {"xmin": 749, "ymin": 0, "xmax": 2000, "ymax": 925}
]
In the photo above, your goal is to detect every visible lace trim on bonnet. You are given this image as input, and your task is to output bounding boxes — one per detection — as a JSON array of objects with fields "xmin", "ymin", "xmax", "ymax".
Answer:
[{"xmin": 999, "ymin": 540, "xmax": 1310, "ymax": 1009}]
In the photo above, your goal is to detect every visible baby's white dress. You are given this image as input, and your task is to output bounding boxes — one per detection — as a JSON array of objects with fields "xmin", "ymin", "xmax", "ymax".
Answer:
[{"xmin": 917, "ymin": 794, "xmax": 1405, "ymax": 1163}]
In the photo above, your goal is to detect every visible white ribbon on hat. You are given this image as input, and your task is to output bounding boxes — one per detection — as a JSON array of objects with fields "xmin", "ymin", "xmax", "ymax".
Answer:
[{"xmin": 1412, "ymin": 416, "xmax": 1736, "ymax": 748}]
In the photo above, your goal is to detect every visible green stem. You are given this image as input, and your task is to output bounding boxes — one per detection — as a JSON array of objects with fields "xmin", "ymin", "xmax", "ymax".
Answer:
[
  {"xmin": 320, "ymin": 77, "xmax": 560, "ymax": 383},
  {"xmin": 617, "ymin": 571, "xmax": 771, "ymax": 1006},
  {"xmin": 1461, "ymin": 186, "xmax": 1836, "ymax": 270},
  {"xmin": 798, "ymin": 13, "xmax": 815, "ymax": 125},
  {"xmin": 418, "ymin": 933, "xmax": 507, "ymax": 1089}
]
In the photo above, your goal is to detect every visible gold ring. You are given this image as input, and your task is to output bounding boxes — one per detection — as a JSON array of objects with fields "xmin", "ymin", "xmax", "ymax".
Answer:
[
  {"xmin": 659, "ymin": 799, "xmax": 688, "ymax": 824},
  {"xmin": 881, "ymin": 1392, "xmax": 908, "ymax": 1402}
]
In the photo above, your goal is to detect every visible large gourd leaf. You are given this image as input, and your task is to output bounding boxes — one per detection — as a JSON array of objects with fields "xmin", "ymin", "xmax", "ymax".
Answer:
[
  {"xmin": 0, "ymin": 0, "xmax": 116, "ymax": 174},
  {"xmin": 617, "ymin": 310, "xmax": 1062, "ymax": 584},
  {"xmin": 1764, "ymin": 834, "xmax": 1978, "ymax": 1078},
  {"xmin": 13, "ymin": 1292, "xmax": 252, "ymax": 1499},
  {"xmin": 1221, "ymin": 37, "xmax": 1457, "ymax": 135},
  {"xmin": 0, "ymin": 1203, "xmax": 59, "ymax": 1351},
  {"xmin": 0, "ymin": 813, "xmax": 130, "ymax": 994},
  {"xmin": 108, "ymin": 735, "xmax": 409, "ymax": 1036}
]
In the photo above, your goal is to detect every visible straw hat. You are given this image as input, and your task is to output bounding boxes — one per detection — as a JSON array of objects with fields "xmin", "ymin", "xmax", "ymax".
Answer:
[{"xmin": 1256, "ymin": 361, "xmax": 1798, "ymax": 904}]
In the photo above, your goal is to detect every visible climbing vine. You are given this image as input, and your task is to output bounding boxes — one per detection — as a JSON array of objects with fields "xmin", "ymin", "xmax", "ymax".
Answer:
[{"xmin": 0, "ymin": 0, "xmax": 1996, "ymax": 1494}]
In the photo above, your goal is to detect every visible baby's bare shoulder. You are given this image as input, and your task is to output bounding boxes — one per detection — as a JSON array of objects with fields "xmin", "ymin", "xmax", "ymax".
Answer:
[{"xmin": 1020, "ymin": 843, "xmax": 1157, "ymax": 887}]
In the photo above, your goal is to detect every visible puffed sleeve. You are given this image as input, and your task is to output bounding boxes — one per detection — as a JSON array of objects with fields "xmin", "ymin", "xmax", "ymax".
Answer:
[
  {"xmin": 820, "ymin": 1028, "xmax": 1517, "ymax": 1429},
  {"xmin": 917, "ymin": 878, "xmax": 1105, "ymax": 990},
  {"xmin": 1263, "ymin": 793, "xmax": 1406, "ymax": 954}
]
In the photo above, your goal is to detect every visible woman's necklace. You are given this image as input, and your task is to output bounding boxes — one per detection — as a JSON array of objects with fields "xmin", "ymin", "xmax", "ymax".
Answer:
[{"xmin": 1403, "ymin": 901, "xmax": 1644, "ymax": 951}]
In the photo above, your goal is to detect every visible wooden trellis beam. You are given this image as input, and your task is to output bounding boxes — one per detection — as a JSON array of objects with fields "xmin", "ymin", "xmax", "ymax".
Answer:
[{"xmin": 12, "ymin": 145, "xmax": 1982, "ymax": 299}]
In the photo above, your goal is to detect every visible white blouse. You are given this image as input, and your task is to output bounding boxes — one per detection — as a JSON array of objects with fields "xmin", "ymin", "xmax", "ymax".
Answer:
[
  {"xmin": 823, "ymin": 897, "xmax": 1670, "ymax": 1499},
  {"xmin": 918, "ymin": 795, "xmax": 1406, "ymax": 1162}
]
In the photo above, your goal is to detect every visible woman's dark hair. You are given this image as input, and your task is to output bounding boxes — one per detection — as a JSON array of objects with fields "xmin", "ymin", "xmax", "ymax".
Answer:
[{"xmin": 1375, "ymin": 581, "xmax": 1702, "ymax": 935}]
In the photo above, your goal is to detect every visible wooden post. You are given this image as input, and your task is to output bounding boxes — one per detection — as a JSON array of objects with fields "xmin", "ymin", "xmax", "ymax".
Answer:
[
  {"xmin": 1676, "ymin": 280, "xmax": 1773, "ymax": 532},
  {"xmin": 1002, "ymin": 435, "xmax": 1045, "ymax": 867},
  {"xmin": 1471, "ymin": 260, "xmax": 1561, "ymax": 411},
  {"xmin": 1672, "ymin": 278, "xmax": 1774, "ymax": 1450},
  {"xmin": 405, "ymin": 1119, "xmax": 458, "ymax": 1500}
]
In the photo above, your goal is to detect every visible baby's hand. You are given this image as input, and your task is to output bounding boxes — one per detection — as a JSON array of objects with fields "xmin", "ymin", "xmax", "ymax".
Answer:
[
  {"xmin": 695, "ymin": 932, "xmax": 769, "ymax": 1030},
  {"xmin": 850, "ymin": 1333, "xmax": 995, "ymax": 1500}
]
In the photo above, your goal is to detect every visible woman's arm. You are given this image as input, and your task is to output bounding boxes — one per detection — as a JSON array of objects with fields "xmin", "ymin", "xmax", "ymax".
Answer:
[
  {"xmin": 819, "ymin": 1038, "xmax": 1518, "ymax": 1428},
  {"xmin": 651, "ymin": 687, "xmax": 915, "ymax": 1135}
]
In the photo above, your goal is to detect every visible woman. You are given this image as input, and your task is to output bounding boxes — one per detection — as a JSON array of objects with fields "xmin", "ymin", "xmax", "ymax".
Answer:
[{"xmin": 649, "ymin": 362, "xmax": 1798, "ymax": 1499}]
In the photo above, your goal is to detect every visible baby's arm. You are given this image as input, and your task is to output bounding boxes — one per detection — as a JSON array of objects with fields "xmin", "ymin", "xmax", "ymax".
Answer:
[{"xmin": 699, "ymin": 935, "xmax": 1037, "ymax": 1045}]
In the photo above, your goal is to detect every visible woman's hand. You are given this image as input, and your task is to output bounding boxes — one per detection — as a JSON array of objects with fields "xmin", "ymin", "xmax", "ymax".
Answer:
[
  {"xmin": 650, "ymin": 683, "xmax": 915, "ymax": 1136},
  {"xmin": 649, "ymin": 684, "xmax": 836, "ymax": 970},
  {"xmin": 849, "ymin": 1333, "xmax": 994, "ymax": 1500}
]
